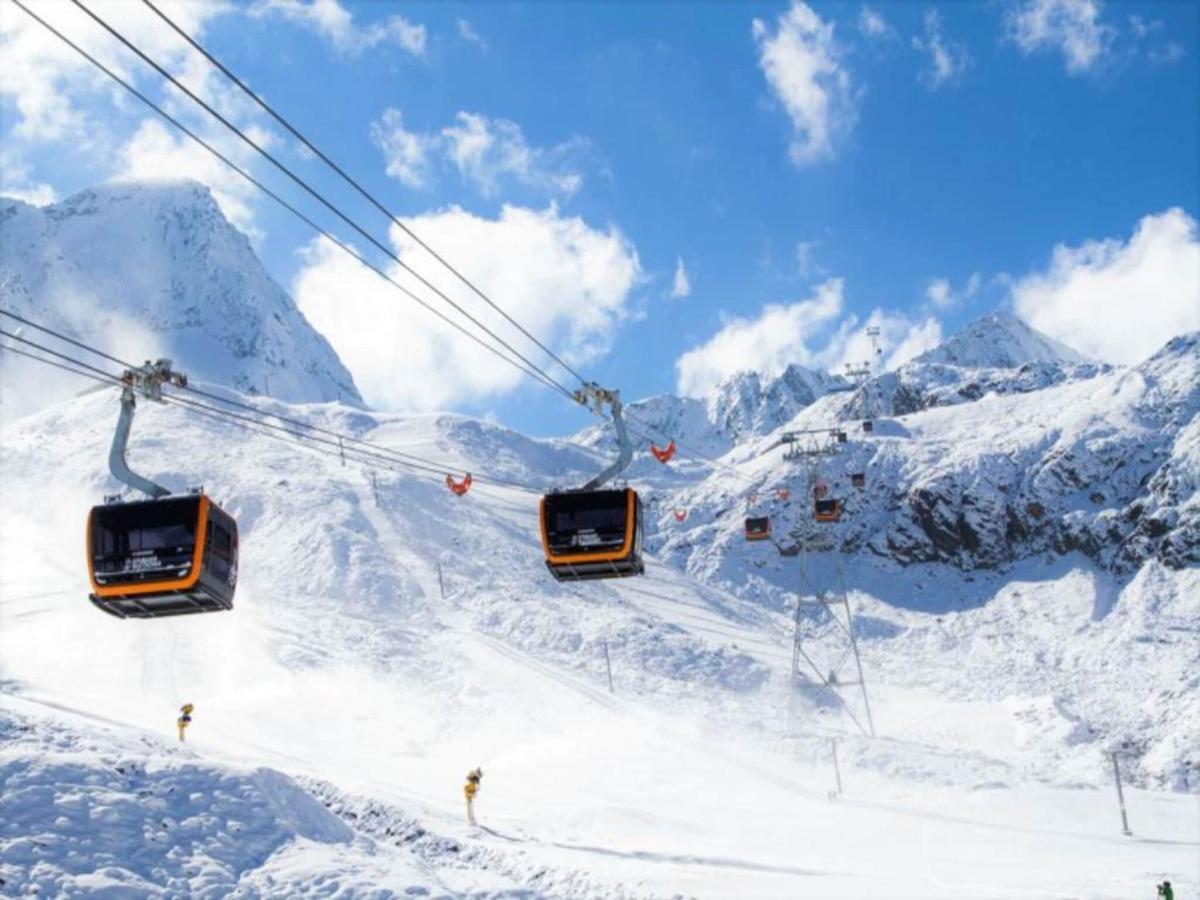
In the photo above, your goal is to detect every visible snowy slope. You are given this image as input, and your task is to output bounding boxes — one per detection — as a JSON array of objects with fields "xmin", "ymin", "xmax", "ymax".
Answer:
[{"xmin": 0, "ymin": 182, "xmax": 360, "ymax": 408}]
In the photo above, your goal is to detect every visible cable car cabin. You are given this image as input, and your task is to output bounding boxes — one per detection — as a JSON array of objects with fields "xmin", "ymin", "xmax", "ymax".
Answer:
[
  {"xmin": 862, "ymin": 420, "xmax": 874, "ymax": 433},
  {"xmin": 87, "ymin": 494, "xmax": 238, "ymax": 619},
  {"xmin": 814, "ymin": 499, "xmax": 843, "ymax": 523},
  {"xmin": 541, "ymin": 487, "xmax": 644, "ymax": 581},
  {"xmin": 851, "ymin": 472, "xmax": 866, "ymax": 489},
  {"xmin": 744, "ymin": 516, "xmax": 771, "ymax": 541}
]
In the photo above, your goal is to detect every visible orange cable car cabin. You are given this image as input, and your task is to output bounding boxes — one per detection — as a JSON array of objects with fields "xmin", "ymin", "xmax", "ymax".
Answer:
[
  {"xmin": 541, "ymin": 487, "xmax": 644, "ymax": 581},
  {"xmin": 814, "ymin": 498, "xmax": 843, "ymax": 523},
  {"xmin": 744, "ymin": 515, "xmax": 771, "ymax": 541},
  {"xmin": 87, "ymin": 493, "xmax": 238, "ymax": 619}
]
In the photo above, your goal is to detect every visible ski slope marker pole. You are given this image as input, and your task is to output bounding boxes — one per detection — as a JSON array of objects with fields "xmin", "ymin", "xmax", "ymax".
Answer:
[{"xmin": 1110, "ymin": 752, "xmax": 1132, "ymax": 836}]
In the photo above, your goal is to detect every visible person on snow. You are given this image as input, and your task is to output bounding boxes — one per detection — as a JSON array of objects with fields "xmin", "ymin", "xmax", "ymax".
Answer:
[
  {"xmin": 464, "ymin": 767, "xmax": 482, "ymax": 825},
  {"xmin": 177, "ymin": 703, "xmax": 194, "ymax": 742}
]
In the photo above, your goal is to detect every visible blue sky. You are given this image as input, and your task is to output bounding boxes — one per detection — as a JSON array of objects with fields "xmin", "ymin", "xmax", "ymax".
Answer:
[{"xmin": 2, "ymin": 0, "xmax": 1198, "ymax": 435}]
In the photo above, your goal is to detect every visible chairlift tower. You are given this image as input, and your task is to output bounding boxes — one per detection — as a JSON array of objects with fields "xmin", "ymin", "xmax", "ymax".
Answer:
[{"xmin": 780, "ymin": 427, "xmax": 876, "ymax": 739}]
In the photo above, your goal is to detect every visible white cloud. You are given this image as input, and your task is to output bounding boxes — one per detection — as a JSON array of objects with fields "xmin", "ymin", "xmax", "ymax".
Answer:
[
  {"xmin": 0, "ymin": 0, "xmax": 233, "ymax": 142},
  {"xmin": 457, "ymin": 17, "xmax": 487, "ymax": 50},
  {"xmin": 0, "ymin": 147, "xmax": 57, "ymax": 206},
  {"xmin": 369, "ymin": 108, "xmax": 436, "ymax": 190},
  {"xmin": 674, "ymin": 279, "xmax": 946, "ymax": 395},
  {"xmin": 671, "ymin": 258, "xmax": 692, "ymax": 299},
  {"xmin": 926, "ymin": 278, "xmax": 952, "ymax": 308},
  {"xmin": 1012, "ymin": 208, "xmax": 1200, "ymax": 364},
  {"xmin": 796, "ymin": 240, "xmax": 821, "ymax": 277},
  {"xmin": 924, "ymin": 272, "xmax": 981, "ymax": 310},
  {"xmin": 1148, "ymin": 42, "xmax": 1185, "ymax": 65},
  {"xmin": 369, "ymin": 109, "xmax": 588, "ymax": 199},
  {"xmin": 858, "ymin": 6, "xmax": 894, "ymax": 40},
  {"xmin": 441, "ymin": 112, "xmax": 585, "ymax": 198},
  {"xmin": 293, "ymin": 205, "xmax": 643, "ymax": 410},
  {"xmin": 249, "ymin": 0, "xmax": 425, "ymax": 56},
  {"xmin": 1006, "ymin": 0, "xmax": 1114, "ymax": 74},
  {"xmin": 752, "ymin": 2, "xmax": 856, "ymax": 167},
  {"xmin": 913, "ymin": 9, "xmax": 972, "ymax": 88}
]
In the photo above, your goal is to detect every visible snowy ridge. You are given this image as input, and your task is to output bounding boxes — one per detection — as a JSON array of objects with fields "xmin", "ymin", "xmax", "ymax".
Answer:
[
  {"xmin": 0, "ymin": 182, "xmax": 360, "ymax": 407},
  {"xmin": 912, "ymin": 312, "xmax": 1090, "ymax": 369}
]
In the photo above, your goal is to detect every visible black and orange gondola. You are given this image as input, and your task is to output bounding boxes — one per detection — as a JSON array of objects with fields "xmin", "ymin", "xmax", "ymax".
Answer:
[
  {"xmin": 87, "ymin": 361, "xmax": 238, "ymax": 619},
  {"xmin": 541, "ymin": 384, "xmax": 644, "ymax": 581}
]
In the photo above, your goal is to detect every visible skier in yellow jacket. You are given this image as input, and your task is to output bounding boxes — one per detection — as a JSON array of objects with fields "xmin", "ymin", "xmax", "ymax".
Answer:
[
  {"xmin": 464, "ymin": 768, "xmax": 482, "ymax": 825},
  {"xmin": 177, "ymin": 703, "xmax": 194, "ymax": 742}
]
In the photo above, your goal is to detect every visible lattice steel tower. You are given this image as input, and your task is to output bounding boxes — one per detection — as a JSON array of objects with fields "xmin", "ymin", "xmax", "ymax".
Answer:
[{"xmin": 780, "ymin": 427, "xmax": 876, "ymax": 738}]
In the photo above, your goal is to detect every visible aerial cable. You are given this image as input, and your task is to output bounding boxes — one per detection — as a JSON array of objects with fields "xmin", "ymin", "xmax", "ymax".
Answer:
[
  {"xmin": 0, "ymin": 328, "xmax": 126, "ymax": 384},
  {"xmin": 0, "ymin": 305, "xmax": 544, "ymax": 492},
  {"xmin": 176, "ymin": 382, "xmax": 542, "ymax": 493},
  {"xmin": 3, "ymin": 340, "xmax": 533, "ymax": 510},
  {"xmin": 0, "ymin": 341, "xmax": 124, "ymax": 388},
  {"xmin": 165, "ymin": 391, "xmax": 542, "ymax": 494},
  {"xmin": 0, "ymin": 316, "xmax": 543, "ymax": 496},
  {"xmin": 0, "ymin": 308, "xmax": 138, "ymax": 371},
  {"xmin": 141, "ymin": 0, "xmax": 589, "ymax": 389},
  {"xmin": 7, "ymin": 2, "xmax": 569, "ymax": 403},
  {"xmin": 68, "ymin": 0, "xmax": 579, "ymax": 404}
]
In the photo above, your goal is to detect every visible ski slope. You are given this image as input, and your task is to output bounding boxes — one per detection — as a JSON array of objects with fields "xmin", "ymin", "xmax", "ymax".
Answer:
[{"xmin": 1, "ymin": 382, "xmax": 1197, "ymax": 898}]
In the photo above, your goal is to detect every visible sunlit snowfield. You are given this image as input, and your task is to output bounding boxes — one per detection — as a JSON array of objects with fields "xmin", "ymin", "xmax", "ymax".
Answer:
[{"xmin": 2, "ymin": 386, "xmax": 1196, "ymax": 898}]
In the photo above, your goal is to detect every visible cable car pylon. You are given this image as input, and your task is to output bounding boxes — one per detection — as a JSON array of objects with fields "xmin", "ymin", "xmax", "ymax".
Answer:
[
  {"xmin": 777, "ymin": 427, "xmax": 876, "ymax": 739},
  {"xmin": 540, "ymin": 383, "xmax": 644, "ymax": 581}
]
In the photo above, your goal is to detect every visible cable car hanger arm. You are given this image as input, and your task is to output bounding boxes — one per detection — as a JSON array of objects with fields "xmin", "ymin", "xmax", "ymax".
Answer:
[
  {"xmin": 108, "ymin": 360, "xmax": 186, "ymax": 500},
  {"xmin": 576, "ymin": 383, "xmax": 633, "ymax": 491}
]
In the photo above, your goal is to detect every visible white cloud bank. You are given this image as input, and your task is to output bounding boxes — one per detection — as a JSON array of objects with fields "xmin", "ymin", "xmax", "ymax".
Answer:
[
  {"xmin": 1012, "ymin": 208, "xmax": 1200, "ymax": 364},
  {"xmin": 752, "ymin": 2, "xmax": 856, "ymax": 167},
  {"xmin": 674, "ymin": 279, "xmax": 942, "ymax": 396},
  {"xmin": 1005, "ymin": 0, "xmax": 1114, "ymax": 74},
  {"xmin": 294, "ymin": 205, "xmax": 642, "ymax": 410}
]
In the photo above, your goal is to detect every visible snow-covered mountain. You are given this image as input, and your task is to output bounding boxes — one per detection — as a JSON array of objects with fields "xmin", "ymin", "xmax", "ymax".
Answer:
[
  {"xmin": 579, "ymin": 363, "xmax": 851, "ymax": 462},
  {"xmin": 0, "ymin": 181, "xmax": 360, "ymax": 405},
  {"xmin": 913, "ymin": 312, "xmax": 1089, "ymax": 369}
]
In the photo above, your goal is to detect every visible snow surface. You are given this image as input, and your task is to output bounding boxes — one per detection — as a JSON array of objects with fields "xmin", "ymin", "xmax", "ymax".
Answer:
[{"xmin": 1, "ymin": 377, "xmax": 1197, "ymax": 897}]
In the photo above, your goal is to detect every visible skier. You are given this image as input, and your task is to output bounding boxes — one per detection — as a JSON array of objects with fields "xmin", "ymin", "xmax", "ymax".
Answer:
[
  {"xmin": 1157, "ymin": 881, "xmax": 1173, "ymax": 900},
  {"xmin": 464, "ymin": 767, "xmax": 482, "ymax": 826},
  {"xmin": 177, "ymin": 703, "xmax": 194, "ymax": 742}
]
